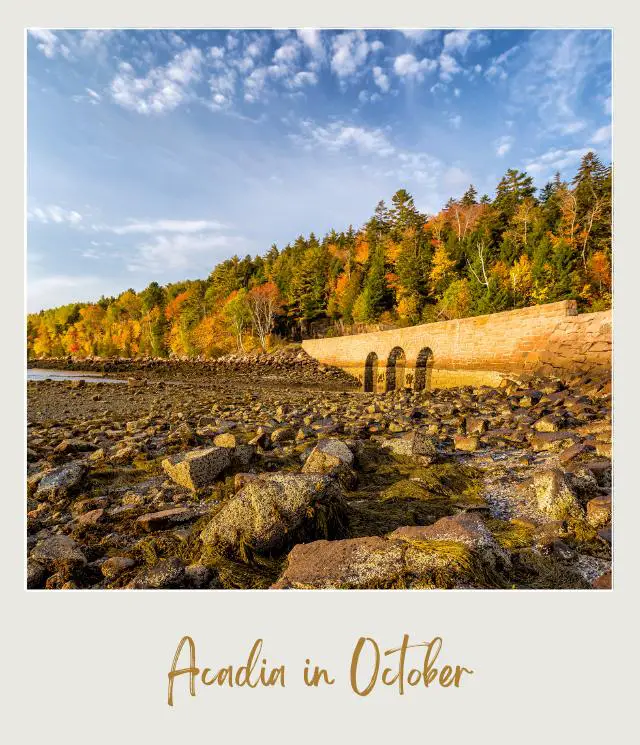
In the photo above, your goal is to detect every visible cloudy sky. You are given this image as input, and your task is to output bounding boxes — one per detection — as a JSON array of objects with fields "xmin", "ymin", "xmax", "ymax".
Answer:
[{"xmin": 27, "ymin": 28, "xmax": 612, "ymax": 312}]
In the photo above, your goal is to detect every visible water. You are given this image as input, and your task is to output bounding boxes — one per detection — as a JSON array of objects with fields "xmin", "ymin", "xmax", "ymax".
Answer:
[{"xmin": 27, "ymin": 368, "xmax": 126, "ymax": 384}]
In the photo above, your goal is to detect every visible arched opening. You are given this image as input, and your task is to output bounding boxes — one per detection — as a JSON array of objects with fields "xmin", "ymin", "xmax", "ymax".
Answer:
[
  {"xmin": 363, "ymin": 352, "xmax": 378, "ymax": 392},
  {"xmin": 386, "ymin": 347, "xmax": 406, "ymax": 391},
  {"xmin": 414, "ymin": 347, "xmax": 434, "ymax": 391}
]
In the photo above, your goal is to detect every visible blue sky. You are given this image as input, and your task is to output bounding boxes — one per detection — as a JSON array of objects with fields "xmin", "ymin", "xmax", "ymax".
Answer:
[{"xmin": 27, "ymin": 28, "xmax": 612, "ymax": 312}]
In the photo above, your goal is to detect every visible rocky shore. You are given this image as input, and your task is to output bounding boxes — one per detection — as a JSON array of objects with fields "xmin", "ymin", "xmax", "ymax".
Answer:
[{"xmin": 26, "ymin": 349, "xmax": 612, "ymax": 590}]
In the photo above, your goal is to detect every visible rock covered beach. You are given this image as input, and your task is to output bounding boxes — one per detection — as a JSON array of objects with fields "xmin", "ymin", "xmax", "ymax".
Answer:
[{"xmin": 27, "ymin": 347, "xmax": 612, "ymax": 590}]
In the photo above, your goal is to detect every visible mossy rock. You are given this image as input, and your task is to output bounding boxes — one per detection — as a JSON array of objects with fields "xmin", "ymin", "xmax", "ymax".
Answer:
[
  {"xmin": 512, "ymin": 547, "xmax": 590, "ymax": 589},
  {"xmin": 200, "ymin": 472, "xmax": 349, "ymax": 563},
  {"xmin": 380, "ymin": 479, "xmax": 433, "ymax": 501},
  {"xmin": 403, "ymin": 539, "xmax": 479, "ymax": 588},
  {"xmin": 487, "ymin": 518, "xmax": 537, "ymax": 551},
  {"xmin": 407, "ymin": 463, "xmax": 482, "ymax": 499}
]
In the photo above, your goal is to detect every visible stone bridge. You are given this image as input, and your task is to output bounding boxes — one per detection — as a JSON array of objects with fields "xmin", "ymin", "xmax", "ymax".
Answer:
[{"xmin": 302, "ymin": 300, "xmax": 612, "ymax": 392}]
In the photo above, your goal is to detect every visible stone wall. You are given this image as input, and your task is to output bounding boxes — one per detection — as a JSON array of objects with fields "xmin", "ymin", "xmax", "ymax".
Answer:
[{"xmin": 302, "ymin": 300, "xmax": 612, "ymax": 391}]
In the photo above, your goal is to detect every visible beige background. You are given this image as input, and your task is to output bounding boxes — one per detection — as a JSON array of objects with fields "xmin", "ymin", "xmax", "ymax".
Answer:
[{"xmin": 6, "ymin": 2, "xmax": 636, "ymax": 741}]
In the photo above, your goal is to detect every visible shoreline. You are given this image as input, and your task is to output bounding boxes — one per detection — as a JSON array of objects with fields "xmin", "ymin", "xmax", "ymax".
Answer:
[{"xmin": 26, "ymin": 354, "xmax": 612, "ymax": 591}]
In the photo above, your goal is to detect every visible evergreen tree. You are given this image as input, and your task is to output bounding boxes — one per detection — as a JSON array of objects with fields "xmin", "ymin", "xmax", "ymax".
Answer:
[{"xmin": 461, "ymin": 184, "xmax": 478, "ymax": 206}]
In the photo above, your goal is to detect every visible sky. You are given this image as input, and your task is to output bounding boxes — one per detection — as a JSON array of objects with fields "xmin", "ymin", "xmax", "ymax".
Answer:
[{"xmin": 27, "ymin": 28, "xmax": 612, "ymax": 313}]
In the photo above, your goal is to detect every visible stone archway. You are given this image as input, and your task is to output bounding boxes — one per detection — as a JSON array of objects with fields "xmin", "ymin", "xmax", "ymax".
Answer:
[
  {"xmin": 364, "ymin": 351, "xmax": 379, "ymax": 392},
  {"xmin": 414, "ymin": 347, "xmax": 434, "ymax": 391},
  {"xmin": 386, "ymin": 346, "xmax": 406, "ymax": 391}
]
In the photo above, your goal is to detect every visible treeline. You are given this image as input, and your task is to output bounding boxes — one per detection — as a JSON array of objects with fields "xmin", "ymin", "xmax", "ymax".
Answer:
[{"xmin": 27, "ymin": 151, "xmax": 612, "ymax": 359}]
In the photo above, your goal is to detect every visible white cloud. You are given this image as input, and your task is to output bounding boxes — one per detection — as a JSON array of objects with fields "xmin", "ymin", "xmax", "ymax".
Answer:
[
  {"xmin": 293, "ymin": 120, "xmax": 396, "ymax": 157},
  {"xmin": 274, "ymin": 40, "xmax": 300, "ymax": 64},
  {"xmin": 443, "ymin": 30, "xmax": 472, "ymax": 55},
  {"xmin": 127, "ymin": 232, "xmax": 242, "ymax": 273},
  {"xmin": 372, "ymin": 66, "xmax": 390, "ymax": 93},
  {"xmin": 110, "ymin": 219, "xmax": 227, "ymax": 235},
  {"xmin": 448, "ymin": 114, "xmax": 462, "ymax": 130},
  {"xmin": 243, "ymin": 66, "xmax": 269, "ymax": 103},
  {"xmin": 510, "ymin": 31, "xmax": 610, "ymax": 133},
  {"xmin": 524, "ymin": 147, "xmax": 591, "ymax": 174},
  {"xmin": 495, "ymin": 135, "xmax": 514, "ymax": 157},
  {"xmin": 29, "ymin": 29, "xmax": 70, "ymax": 59},
  {"xmin": 444, "ymin": 30, "xmax": 490, "ymax": 56},
  {"xmin": 331, "ymin": 31, "xmax": 371, "ymax": 80},
  {"xmin": 80, "ymin": 30, "xmax": 112, "ymax": 51},
  {"xmin": 288, "ymin": 71, "xmax": 318, "ymax": 89},
  {"xmin": 110, "ymin": 47, "xmax": 203, "ymax": 114},
  {"xmin": 209, "ymin": 68, "xmax": 237, "ymax": 108},
  {"xmin": 399, "ymin": 30, "xmax": 438, "ymax": 44},
  {"xmin": 297, "ymin": 29, "xmax": 324, "ymax": 59},
  {"xmin": 394, "ymin": 53, "xmax": 437, "ymax": 81},
  {"xmin": 291, "ymin": 118, "xmax": 449, "ymax": 198},
  {"xmin": 438, "ymin": 53, "xmax": 461, "ymax": 81},
  {"xmin": 590, "ymin": 124, "xmax": 611, "ymax": 144},
  {"xmin": 485, "ymin": 45, "xmax": 520, "ymax": 81},
  {"xmin": 547, "ymin": 120, "xmax": 586, "ymax": 135},
  {"xmin": 28, "ymin": 205, "xmax": 83, "ymax": 225}
]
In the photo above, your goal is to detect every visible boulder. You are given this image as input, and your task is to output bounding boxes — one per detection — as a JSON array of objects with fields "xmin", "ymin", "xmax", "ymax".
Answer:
[
  {"xmin": 586, "ymin": 495, "xmax": 612, "ymax": 528},
  {"xmin": 273, "ymin": 517, "xmax": 506, "ymax": 590},
  {"xmin": 231, "ymin": 444, "xmax": 256, "ymax": 469},
  {"xmin": 162, "ymin": 447, "xmax": 230, "ymax": 491},
  {"xmin": 200, "ymin": 472, "xmax": 348, "ymax": 561},
  {"xmin": 31, "ymin": 535, "xmax": 87, "ymax": 575},
  {"xmin": 36, "ymin": 462, "xmax": 87, "ymax": 501},
  {"xmin": 101, "ymin": 556, "xmax": 136, "ymax": 579},
  {"xmin": 592, "ymin": 569, "xmax": 612, "ymax": 589},
  {"xmin": 381, "ymin": 431, "xmax": 438, "ymax": 463},
  {"xmin": 530, "ymin": 430, "xmax": 579, "ymax": 452},
  {"xmin": 453, "ymin": 434, "xmax": 480, "ymax": 452},
  {"xmin": 184, "ymin": 564, "xmax": 214, "ymax": 588},
  {"xmin": 128, "ymin": 558, "xmax": 185, "ymax": 589},
  {"xmin": 213, "ymin": 433, "xmax": 237, "ymax": 448},
  {"xmin": 389, "ymin": 513, "xmax": 509, "ymax": 576},
  {"xmin": 271, "ymin": 427, "xmax": 294, "ymax": 444},
  {"xmin": 135, "ymin": 507, "xmax": 196, "ymax": 532},
  {"xmin": 27, "ymin": 559, "xmax": 48, "ymax": 589},
  {"xmin": 465, "ymin": 417, "xmax": 487, "ymax": 435},
  {"xmin": 530, "ymin": 469, "xmax": 583, "ymax": 520},
  {"xmin": 54, "ymin": 438, "xmax": 96, "ymax": 455},
  {"xmin": 76, "ymin": 508, "xmax": 104, "ymax": 526},
  {"xmin": 302, "ymin": 438, "xmax": 356, "ymax": 487},
  {"xmin": 558, "ymin": 442, "xmax": 591, "ymax": 465},
  {"xmin": 272, "ymin": 537, "xmax": 405, "ymax": 589},
  {"xmin": 532, "ymin": 414, "xmax": 563, "ymax": 432}
]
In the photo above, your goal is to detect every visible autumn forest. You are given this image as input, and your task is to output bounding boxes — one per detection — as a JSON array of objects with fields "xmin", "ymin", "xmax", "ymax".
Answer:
[{"xmin": 27, "ymin": 151, "xmax": 612, "ymax": 360}]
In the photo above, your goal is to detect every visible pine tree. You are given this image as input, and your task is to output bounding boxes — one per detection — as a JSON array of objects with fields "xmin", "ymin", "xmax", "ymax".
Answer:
[{"xmin": 461, "ymin": 184, "xmax": 478, "ymax": 206}]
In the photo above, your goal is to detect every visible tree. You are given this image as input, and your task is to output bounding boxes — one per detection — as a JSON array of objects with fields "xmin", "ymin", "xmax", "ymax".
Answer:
[
  {"xmin": 247, "ymin": 282, "xmax": 282, "ymax": 351},
  {"xmin": 362, "ymin": 245, "xmax": 392, "ymax": 320},
  {"xmin": 438, "ymin": 278, "xmax": 472, "ymax": 319},
  {"xmin": 461, "ymin": 184, "xmax": 478, "ymax": 206},
  {"xmin": 223, "ymin": 289, "xmax": 251, "ymax": 352},
  {"xmin": 494, "ymin": 169, "xmax": 536, "ymax": 222},
  {"xmin": 429, "ymin": 242, "xmax": 456, "ymax": 295}
]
